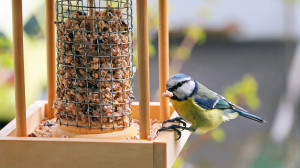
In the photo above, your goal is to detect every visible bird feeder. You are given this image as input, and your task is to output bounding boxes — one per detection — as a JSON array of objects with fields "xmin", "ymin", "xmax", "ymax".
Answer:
[
  {"xmin": 0, "ymin": 0, "xmax": 191, "ymax": 167},
  {"xmin": 54, "ymin": 0, "xmax": 135, "ymax": 136}
]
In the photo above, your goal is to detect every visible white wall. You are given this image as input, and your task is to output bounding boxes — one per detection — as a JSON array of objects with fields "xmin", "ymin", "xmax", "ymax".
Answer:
[{"xmin": 158, "ymin": 0, "xmax": 300, "ymax": 41}]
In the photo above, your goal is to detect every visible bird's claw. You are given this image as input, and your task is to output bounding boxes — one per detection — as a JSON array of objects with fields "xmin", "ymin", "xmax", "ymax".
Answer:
[
  {"xmin": 157, "ymin": 124, "xmax": 191, "ymax": 140},
  {"xmin": 162, "ymin": 117, "xmax": 187, "ymax": 128},
  {"xmin": 157, "ymin": 126, "xmax": 182, "ymax": 140}
]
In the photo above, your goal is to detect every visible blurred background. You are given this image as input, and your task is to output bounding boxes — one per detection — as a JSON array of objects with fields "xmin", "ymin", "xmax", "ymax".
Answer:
[{"xmin": 0, "ymin": 0, "xmax": 300, "ymax": 167}]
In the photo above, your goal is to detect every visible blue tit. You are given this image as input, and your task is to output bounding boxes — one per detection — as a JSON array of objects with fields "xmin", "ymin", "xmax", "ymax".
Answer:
[{"xmin": 157, "ymin": 73, "xmax": 265, "ymax": 139}]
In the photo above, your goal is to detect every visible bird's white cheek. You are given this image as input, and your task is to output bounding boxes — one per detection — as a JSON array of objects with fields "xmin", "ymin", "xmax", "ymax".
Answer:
[
  {"xmin": 173, "ymin": 90, "xmax": 186, "ymax": 100},
  {"xmin": 182, "ymin": 81, "xmax": 195, "ymax": 96},
  {"xmin": 173, "ymin": 83, "xmax": 194, "ymax": 99},
  {"xmin": 171, "ymin": 80, "xmax": 196, "ymax": 100}
]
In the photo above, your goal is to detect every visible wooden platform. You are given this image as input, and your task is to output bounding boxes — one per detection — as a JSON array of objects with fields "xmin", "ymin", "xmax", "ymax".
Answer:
[{"xmin": 0, "ymin": 101, "xmax": 191, "ymax": 168}]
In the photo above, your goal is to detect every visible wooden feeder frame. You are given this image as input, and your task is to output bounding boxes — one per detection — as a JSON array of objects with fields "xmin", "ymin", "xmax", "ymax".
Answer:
[{"xmin": 0, "ymin": 0, "xmax": 191, "ymax": 168}]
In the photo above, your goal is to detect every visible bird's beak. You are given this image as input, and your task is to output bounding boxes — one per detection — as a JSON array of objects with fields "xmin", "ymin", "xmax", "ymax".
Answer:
[{"xmin": 162, "ymin": 90, "xmax": 173, "ymax": 97}]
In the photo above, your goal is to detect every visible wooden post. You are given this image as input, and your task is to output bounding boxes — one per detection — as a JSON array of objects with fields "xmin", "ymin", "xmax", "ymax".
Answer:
[
  {"xmin": 88, "ymin": 0, "xmax": 95, "ymax": 32},
  {"xmin": 158, "ymin": 0, "xmax": 170, "ymax": 121},
  {"xmin": 11, "ymin": 0, "xmax": 27, "ymax": 137},
  {"xmin": 46, "ymin": 0, "xmax": 56, "ymax": 119},
  {"xmin": 88, "ymin": 0, "xmax": 94, "ymax": 17},
  {"xmin": 136, "ymin": 0, "xmax": 150, "ymax": 139}
]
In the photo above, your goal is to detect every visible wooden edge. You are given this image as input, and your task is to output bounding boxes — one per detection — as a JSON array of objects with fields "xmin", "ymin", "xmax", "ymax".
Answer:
[
  {"xmin": 54, "ymin": 125, "xmax": 138, "ymax": 139},
  {"xmin": 154, "ymin": 112, "xmax": 191, "ymax": 168},
  {"xmin": 52, "ymin": 101, "xmax": 173, "ymax": 135},
  {"xmin": 0, "ymin": 101, "xmax": 191, "ymax": 168},
  {"xmin": 57, "ymin": 118, "xmax": 130, "ymax": 134},
  {"xmin": 58, "ymin": 123, "xmax": 127, "ymax": 134},
  {"xmin": 132, "ymin": 102, "xmax": 174, "ymax": 121},
  {"xmin": 0, "ymin": 101, "xmax": 46, "ymax": 137},
  {"xmin": 0, "ymin": 137, "xmax": 154, "ymax": 168},
  {"xmin": 153, "ymin": 142, "xmax": 167, "ymax": 168},
  {"xmin": 0, "ymin": 101, "xmax": 189, "ymax": 143},
  {"xmin": 0, "ymin": 101, "xmax": 173, "ymax": 137},
  {"xmin": 0, "ymin": 136, "xmax": 152, "ymax": 144}
]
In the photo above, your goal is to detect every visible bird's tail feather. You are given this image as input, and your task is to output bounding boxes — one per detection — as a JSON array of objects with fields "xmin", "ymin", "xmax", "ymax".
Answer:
[{"xmin": 235, "ymin": 110, "xmax": 265, "ymax": 123}]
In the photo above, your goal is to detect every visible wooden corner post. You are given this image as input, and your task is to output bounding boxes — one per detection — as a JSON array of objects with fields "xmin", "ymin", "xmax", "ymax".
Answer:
[
  {"xmin": 158, "ymin": 0, "xmax": 170, "ymax": 121},
  {"xmin": 11, "ymin": 0, "xmax": 27, "ymax": 137},
  {"xmin": 46, "ymin": 0, "xmax": 56, "ymax": 119},
  {"xmin": 136, "ymin": 0, "xmax": 151, "ymax": 139}
]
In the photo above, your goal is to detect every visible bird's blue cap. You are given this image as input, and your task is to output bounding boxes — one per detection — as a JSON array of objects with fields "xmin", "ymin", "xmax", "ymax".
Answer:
[{"xmin": 170, "ymin": 73, "xmax": 190, "ymax": 80}]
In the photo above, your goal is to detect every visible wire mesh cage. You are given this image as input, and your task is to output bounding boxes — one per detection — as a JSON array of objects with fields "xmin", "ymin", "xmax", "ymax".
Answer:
[{"xmin": 53, "ymin": 0, "xmax": 135, "ymax": 132}]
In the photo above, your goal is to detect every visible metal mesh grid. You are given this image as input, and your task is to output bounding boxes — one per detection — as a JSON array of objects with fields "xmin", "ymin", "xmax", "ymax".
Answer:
[{"xmin": 53, "ymin": 0, "xmax": 134, "ymax": 130}]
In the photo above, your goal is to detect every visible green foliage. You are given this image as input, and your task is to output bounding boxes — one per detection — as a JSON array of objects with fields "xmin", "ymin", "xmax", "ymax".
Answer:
[
  {"xmin": 107, "ymin": 0, "xmax": 128, "ymax": 7},
  {"xmin": 0, "ymin": 35, "xmax": 12, "ymax": 50},
  {"xmin": 170, "ymin": 46, "xmax": 190, "ymax": 61},
  {"xmin": 148, "ymin": 5, "xmax": 159, "ymax": 28},
  {"xmin": 132, "ymin": 6, "xmax": 157, "ymax": 68},
  {"xmin": 0, "ymin": 36, "xmax": 13, "ymax": 69},
  {"xmin": 285, "ymin": 0, "xmax": 299, "ymax": 3},
  {"xmin": 173, "ymin": 156, "xmax": 184, "ymax": 168},
  {"xmin": 0, "ymin": 84, "xmax": 16, "ymax": 121},
  {"xmin": 183, "ymin": 26, "xmax": 206, "ymax": 44},
  {"xmin": 133, "ymin": 39, "xmax": 155, "ymax": 67},
  {"xmin": 252, "ymin": 142, "xmax": 287, "ymax": 168},
  {"xmin": 210, "ymin": 127, "xmax": 226, "ymax": 143},
  {"xmin": 223, "ymin": 74, "xmax": 260, "ymax": 110},
  {"xmin": 208, "ymin": 74, "xmax": 260, "ymax": 143},
  {"xmin": 133, "ymin": 47, "xmax": 138, "ymax": 66},
  {"xmin": 170, "ymin": 25, "xmax": 206, "ymax": 61},
  {"xmin": 109, "ymin": 1, "xmax": 119, "ymax": 7},
  {"xmin": 0, "ymin": 53, "xmax": 13, "ymax": 69},
  {"xmin": 149, "ymin": 38, "xmax": 156, "ymax": 57},
  {"xmin": 0, "ymin": 31, "xmax": 47, "ymax": 123},
  {"xmin": 0, "ymin": 35, "xmax": 15, "ymax": 121}
]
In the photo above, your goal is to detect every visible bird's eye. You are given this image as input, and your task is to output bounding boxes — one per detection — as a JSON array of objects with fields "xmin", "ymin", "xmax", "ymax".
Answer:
[
  {"xmin": 177, "ymin": 82, "xmax": 183, "ymax": 87},
  {"xmin": 168, "ymin": 80, "xmax": 188, "ymax": 92}
]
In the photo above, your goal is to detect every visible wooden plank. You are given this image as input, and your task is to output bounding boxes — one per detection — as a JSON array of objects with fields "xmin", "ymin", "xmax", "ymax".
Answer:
[
  {"xmin": 46, "ymin": 0, "xmax": 56, "ymax": 119},
  {"xmin": 11, "ymin": 0, "xmax": 27, "ymax": 137},
  {"xmin": 0, "ymin": 101, "xmax": 191, "ymax": 168},
  {"xmin": 0, "ymin": 101, "xmax": 46, "ymax": 137},
  {"xmin": 0, "ymin": 137, "xmax": 153, "ymax": 168},
  {"xmin": 153, "ymin": 142, "xmax": 167, "ymax": 168},
  {"xmin": 154, "ymin": 112, "xmax": 191, "ymax": 168},
  {"xmin": 136, "ymin": 0, "xmax": 151, "ymax": 139},
  {"xmin": 54, "ymin": 125, "xmax": 138, "ymax": 139},
  {"xmin": 0, "ymin": 136, "xmax": 153, "ymax": 144},
  {"xmin": 0, "ymin": 101, "xmax": 174, "ymax": 137},
  {"xmin": 158, "ymin": 0, "xmax": 170, "ymax": 122}
]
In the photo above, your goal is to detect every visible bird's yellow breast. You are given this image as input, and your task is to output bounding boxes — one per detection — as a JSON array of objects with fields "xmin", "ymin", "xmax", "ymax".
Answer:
[{"xmin": 170, "ymin": 97, "xmax": 224, "ymax": 132}]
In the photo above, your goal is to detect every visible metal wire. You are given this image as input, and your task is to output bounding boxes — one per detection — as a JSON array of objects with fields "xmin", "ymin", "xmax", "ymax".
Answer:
[{"xmin": 54, "ymin": 0, "xmax": 134, "ymax": 130}]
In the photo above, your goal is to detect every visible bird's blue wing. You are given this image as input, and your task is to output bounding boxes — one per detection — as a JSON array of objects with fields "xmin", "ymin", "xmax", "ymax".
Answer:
[
  {"xmin": 214, "ymin": 98, "xmax": 231, "ymax": 109},
  {"xmin": 193, "ymin": 96, "xmax": 216, "ymax": 109},
  {"xmin": 193, "ymin": 95, "xmax": 231, "ymax": 110}
]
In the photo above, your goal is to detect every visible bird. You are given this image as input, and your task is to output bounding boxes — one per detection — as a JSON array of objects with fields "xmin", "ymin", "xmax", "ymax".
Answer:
[{"xmin": 157, "ymin": 73, "xmax": 265, "ymax": 140}]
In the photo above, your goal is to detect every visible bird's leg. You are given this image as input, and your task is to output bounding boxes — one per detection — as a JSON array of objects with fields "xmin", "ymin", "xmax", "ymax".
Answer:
[
  {"xmin": 162, "ymin": 117, "xmax": 187, "ymax": 128},
  {"xmin": 189, "ymin": 126, "xmax": 197, "ymax": 132},
  {"xmin": 157, "ymin": 124, "xmax": 190, "ymax": 140}
]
